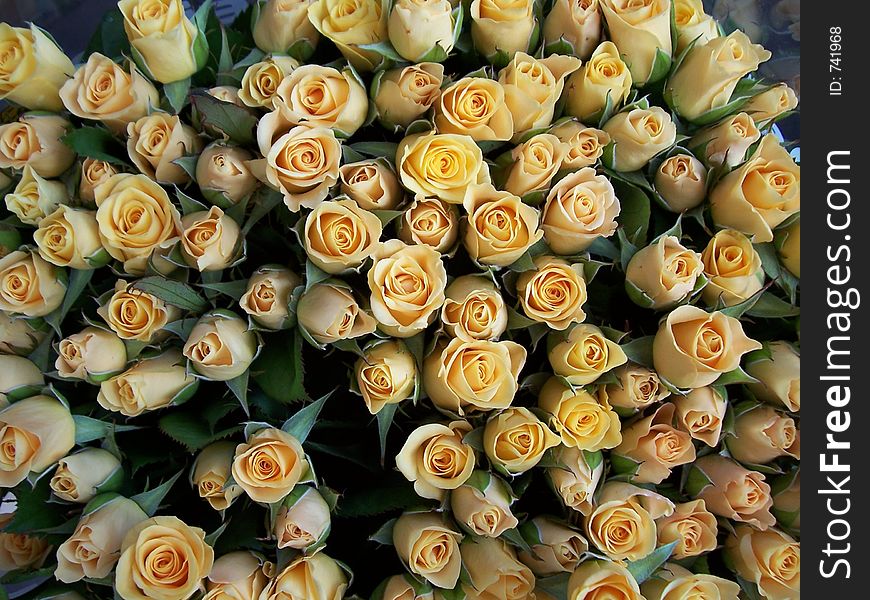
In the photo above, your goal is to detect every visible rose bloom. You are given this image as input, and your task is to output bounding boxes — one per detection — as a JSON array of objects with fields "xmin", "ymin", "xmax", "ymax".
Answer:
[
  {"xmin": 461, "ymin": 536, "xmax": 536, "ymax": 600},
  {"xmin": 0, "ymin": 249, "xmax": 65, "ymax": 317},
  {"xmin": 673, "ymin": 0, "xmax": 719, "ymax": 53},
  {"xmin": 339, "ymin": 159, "xmax": 403, "ymax": 210},
  {"xmin": 180, "ymin": 206, "xmax": 243, "ymax": 272},
  {"xmin": 397, "ymin": 131, "xmax": 490, "ymax": 204},
  {"xmin": 743, "ymin": 84, "xmax": 799, "ymax": 127},
  {"xmin": 603, "ymin": 364, "xmax": 671, "ymax": 412},
  {"xmin": 543, "ymin": 0, "xmax": 601, "ymax": 59},
  {"xmin": 550, "ymin": 120, "xmax": 611, "ymax": 170},
  {"xmin": 693, "ymin": 454, "xmax": 776, "ymax": 529},
  {"xmin": 0, "ymin": 23, "xmax": 74, "ymax": 111},
  {"xmin": 127, "ymin": 112, "xmax": 203, "ymax": 184},
  {"xmin": 377, "ymin": 574, "xmax": 435, "ymax": 600},
  {"xmin": 462, "ymin": 183, "xmax": 543, "ymax": 267},
  {"xmin": 484, "ymin": 407, "xmax": 560, "ymax": 475},
  {"xmin": 398, "ymin": 196, "xmax": 460, "ymax": 253},
  {"xmin": 517, "ymin": 517, "xmax": 587, "ymax": 576},
  {"xmin": 656, "ymin": 499, "xmax": 719, "ymax": 560},
  {"xmin": 239, "ymin": 56, "xmax": 300, "ymax": 109},
  {"xmin": 260, "ymin": 552, "xmax": 347, "ymax": 600},
  {"xmin": 252, "ymin": 0, "xmax": 320, "ymax": 55},
  {"xmin": 193, "ymin": 441, "xmax": 244, "ymax": 511},
  {"xmin": 388, "ymin": 0, "xmax": 455, "ymax": 62},
  {"xmin": 672, "ymin": 386, "xmax": 727, "ymax": 447},
  {"xmin": 542, "ymin": 167, "xmax": 620, "ymax": 255},
  {"xmin": 98, "ymin": 279, "xmax": 179, "ymax": 342},
  {"xmin": 396, "ymin": 420, "xmax": 475, "ymax": 499},
  {"xmin": 118, "ymin": 0, "xmax": 202, "ymax": 83},
  {"xmin": 615, "ymin": 403, "xmax": 696, "ymax": 484},
  {"xmin": 691, "ymin": 112, "xmax": 760, "ymax": 168},
  {"xmin": 498, "ymin": 52, "xmax": 581, "ymax": 136},
  {"xmin": 600, "ymin": 0, "xmax": 672, "ymax": 84},
  {"xmin": 0, "ymin": 517, "xmax": 50, "ymax": 572},
  {"xmin": 207, "ymin": 85, "xmax": 246, "ymax": 106},
  {"xmin": 183, "ymin": 311, "xmax": 259, "ymax": 381},
  {"xmin": 307, "ymin": 0, "xmax": 388, "ymax": 71},
  {"xmin": 655, "ymin": 154, "xmax": 708, "ymax": 213},
  {"xmin": 0, "ymin": 114, "xmax": 75, "ymax": 178},
  {"xmin": 0, "ymin": 355, "xmax": 43, "ymax": 406},
  {"xmin": 354, "ymin": 339, "xmax": 417, "ymax": 414},
  {"xmin": 727, "ymin": 405, "xmax": 800, "ymax": 465},
  {"xmin": 0, "ymin": 311, "xmax": 48, "ymax": 356},
  {"xmin": 80, "ymin": 158, "xmax": 119, "ymax": 204},
  {"xmin": 625, "ymin": 235, "xmax": 704, "ymax": 309},
  {"xmin": 548, "ymin": 323, "xmax": 628, "ymax": 386},
  {"xmin": 34, "ymin": 206, "xmax": 107, "ymax": 270},
  {"xmin": 98, "ymin": 350, "xmax": 198, "ymax": 416},
  {"xmin": 539, "ymin": 376, "xmax": 621, "ymax": 451},
  {"xmin": 297, "ymin": 281, "xmax": 377, "ymax": 345},
  {"xmin": 568, "ymin": 560, "xmax": 644, "ymax": 600},
  {"xmin": 517, "ymin": 256, "xmax": 588, "ymax": 330},
  {"xmin": 0, "ymin": 394, "xmax": 74, "ymax": 487},
  {"xmin": 49, "ymin": 447, "xmax": 122, "ymax": 503},
  {"xmin": 701, "ymin": 229, "xmax": 765, "ymax": 307},
  {"xmin": 441, "ymin": 275, "xmax": 508, "ymax": 341},
  {"xmin": 239, "ymin": 266, "xmax": 301, "ymax": 330},
  {"xmin": 275, "ymin": 486, "xmax": 331, "ymax": 549},
  {"xmin": 394, "ymin": 512, "xmax": 462, "ymax": 590},
  {"xmin": 375, "ymin": 63, "xmax": 444, "ymax": 130},
  {"xmin": 434, "ymin": 77, "xmax": 513, "ymax": 142},
  {"xmin": 5, "ymin": 165, "xmax": 67, "ymax": 226},
  {"xmin": 232, "ymin": 427, "xmax": 308, "ymax": 504},
  {"xmin": 565, "ymin": 41, "xmax": 632, "ymax": 121},
  {"xmin": 547, "ymin": 445, "xmax": 604, "ymax": 516},
  {"xmin": 746, "ymin": 341, "xmax": 800, "ymax": 412},
  {"xmin": 204, "ymin": 551, "xmax": 273, "ymax": 600},
  {"xmin": 304, "ymin": 199, "xmax": 382, "ymax": 274},
  {"xmin": 273, "ymin": 64, "xmax": 367, "ymax": 135},
  {"xmin": 725, "ymin": 526, "xmax": 800, "ymax": 600},
  {"xmin": 196, "ymin": 143, "xmax": 258, "ymax": 204},
  {"xmin": 503, "ymin": 134, "xmax": 568, "ymax": 198},
  {"xmin": 641, "ymin": 563, "xmax": 741, "ymax": 600},
  {"xmin": 603, "ymin": 106, "xmax": 677, "ymax": 172},
  {"xmin": 470, "ymin": 0, "xmax": 536, "ymax": 59},
  {"xmin": 451, "ymin": 474, "xmax": 518, "ymax": 537}
]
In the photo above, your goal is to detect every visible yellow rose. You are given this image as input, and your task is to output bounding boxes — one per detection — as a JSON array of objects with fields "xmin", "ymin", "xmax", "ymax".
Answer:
[
  {"xmin": 470, "ymin": 0, "xmax": 536, "ymax": 60},
  {"xmin": 727, "ymin": 405, "xmax": 799, "ymax": 465},
  {"xmin": 183, "ymin": 311, "xmax": 259, "ymax": 381},
  {"xmin": 484, "ymin": 406, "xmax": 560, "ymax": 475},
  {"xmin": 743, "ymin": 84, "xmax": 799, "ymax": 127},
  {"xmin": 434, "ymin": 77, "xmax": 514, "ymax": 142},
  {"xmin": 60, "ymin": 53, "xmax": 159, "ymax": 134},
  {"xmin": 516, "ymin": 256, "xmax": 588, "ymax": 330},
  {"xmin": 0, "ymin": 114, "xmax": 74, "ymax": 178},
  {"xmin": 304, "ymin": 199, "xmax": 382, "ymax": 273},
  {"xmin": 0, "ymin": 518, "xmax": 50, "ymax": 572},
  {"xmin": 441, "ymin": 275, "xmax": 508, "ymax": 342},
  {"xmin": 297, "ymin": 281, "xmax": 377, "ymax": 344},
  {"xmin": 260, "ymin": 552, "xmax": 347, "ymax": 600},
  {"xmin": 423, "ymin": 338, "xmax": 526, "ymax": 414},
  {"xmin": 34, "ymin": 205, "xmax": 106, "ymax": 270},
  {"xmin": 98, "ymin": 350, "xmax": 197, "ymax": 416},
  {"xmin": 55, "ymin": 496, "xmax": 148, "ymax": 583},
  {"xmin": 518, "ymin": 518, "xmax": 587, "ymax": 577},
  {"xmin": 777, "ymin": 219, "xmax": 799, "ymax": 278},
  {"xmin": 673, "ymin": 0, "xmax": 719, "ymax": 54},
  {"xmin": 656, "ymin": 499, "xmax": 718, "ymax": 559},
  {"xmin": 0, "ymin": 394, "xmax": 74, "ymax": 487},
  {"xmin": 692, "ymin": 454, "xmax": 775, "ymax": 529},
  {"xmin": 239, "ymin": 266, "xmax": 301, "ymax": 330},
  {"xmin": 539, "ymin": 376, "xmax": 621, "ymax": 450},
  {"xmin": 0, "ymin": 23, "xmax": 74, "ymax": 111},
  {"xmin": 5, "ymin": 164, "xmax": 67, "ymax": 225},
  {"xmin": 56, "ymin": 326, "xmax": 127, "ymax": 381},
  {"xmin": 600, "ymin": 0, "xmax": 672, "ymax": 84},
  {"xmin": 603, "ymin": 364, "xmax": 670, "ymax": 411},
  {"xmin": 398, "ymin": 196, "xmax": 460, "ymax": 252},
  {"xmin": 691, "ymin": 112, "xmax": 760, "ymax": 168},
  {"xmin": 461, "ymin": 536, "xmax": 536, "ymax": 600},
  {"xmin": 179, "ymin": 206, "xmax": 242, "ymax": 272},
  {"xmin": 239, "ymin": 56, "xmax": 300, "ymax": 109},
  {"xmin": 396, "ymin": 420, "xmax": 475, "ymax": 499},
  {"xmin": 568, "ymin": 560, "xmax": 644, "ymax": 600},
  {"xmin": 115, "ymin": 515, "xmax": 214, "ymax": 600},
  {"xmin": 0, "ymin": 355, "xmax": 43, "ymax": 405},
  {"xmin": 546, "ymin": 445, "xmax": 604, "ymax": 515},
  {"xmin": 394, "ymin": 511, "xmax": 462, "ymax": 590},
  {"xmin": 746, "ymin": 341, "xmax": 800, "ymax": 412},
  {"xmin": 701, "ymin": 229, "xmax": 764, "ymax": 307},
  {"xmin": 374, "ymin": 63, "xmax": 444, "ymax": 130},
  {"xmin": 462, "ymin": 184, "xmax": 543, "ymax": 267},
  {"xmin": 614, "ymin": 402, "xmax": 696, "ymax": 484},
  {"xmin": 193, "ymin": 441, "xmax": 244, "ymax": 511},
  {"xmin": 725, "ymin": 526, "xmax": 799, "ymax": 600},
  {"xmin": 653, "ymin": 305, "xmax": 761, "ymax": 388},
  {"xmin": 339, "ymin": 159, "xmax": 403, "ymax": 210},
  {"xmin": 307, "ymin": 0, "xmax": 389, "ymax": 71},
  {"xmin": 50, "ymin": 448, "xmax": 122, "ymax": 503},
  {"xmin": 603, "ymin": 106, "xmax": 677, "ymax": 171},
  {"xmin": 667, "ymin": 30, "xmax": 771, "ymax": 121},
  {"xmin": 354, "ymin": 339, "xmax": 417, "ymax": 414},
  {"xmin": 127, "ymin": 112, "xmax": 203, "ymax": 184},
  {"xmin": 253, "ymin": 0, "xmax": 320, "ymax": 55},
  {"xmin": 0, "ymin": 249, "xmax": 65, "ymax": 317},
  {"xmin": 118, "ymin": 0, "xmax": 204, "ymax": 83},
  {"xmin": 672, "ymin": 386, "xmax": 726, "ymax": 447},
  {"xmin": 550, "ymin": 121, "xmax": 611, "ymax": 170},
  {"xmin": 542, "ymin": 167, "xmax": 619, "ymax": 255},
  {"xmin": 376, "ymin": 574, "xmax": 435, "ymax": 600},
  {"xmin": 654, "ymin": 154, "xmax": 708, "ymax": 213},
  {"xmin": 98, "ymin": 279, "xmax": 178, "ymax": 342},
  {"xmin": 626, "ymin": 235, "xmax": 704, "ymax": 309},
  {"xmin": 397, "ymin": 131, "xmax": 490, "ymax": 204},
  {"xmin": 275, "ymin": 485, "xmax": 331, "ymax": 549},
  {"xmin": 196, "ymin": 143, "xmax": 259, "ymax": 204},
  {"xmin": 451, "ymin": 473, "xmax": 518, "ymax": 537},
  {"xmin": 565, "ymin": 41, "xmax": 632, "ymax": 121},
  {"xmin": 207, "ymin": 85, "xmax": 247, "ymax": 107},
  {"xmin": 80, "ymin": 158, "xmax": 118, "ymax": 205},
  {"xmin": 498, "ymin": 53, "xmax": 582, "ymax": 136},
  {"xmin": 543, "ymin": 0, "xmax": 602, "ymax": 59},
  {"xmin": 549, "ymin": 323, "xmax": 628, "ymax": 385},
  {"xmin": 503, "ymin": 134, "xmax": 568, "ymax": 198},
  {"xmin": 388, "ymin": 0, "xmax": 456, "ymax": 62},
  {"xmin": 94, "ymin": 173, "xmax": 182, "ymax": 275},
  {"xmin": 204, "ymin": 551, "xmax": 273, "ymax": 600},
  {"xmin": 641, "ymin": 563, "xmax": 741, "ymax": 600},
  {"xmin": 709, "ymin": 134, "xmax": 800, "ymax": 243},
  {"xmin": 232, "ymin": 427, "xmax": 308, "ymax": 504},
  {"xmin": 0, "ymin": 312, "xmax": 48, "ymax": 355}
]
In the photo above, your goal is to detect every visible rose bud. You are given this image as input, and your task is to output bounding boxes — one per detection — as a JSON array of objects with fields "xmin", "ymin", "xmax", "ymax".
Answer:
[
  {"xmin": 35, "ymin": 206, "xmax": 107, "ymax": 270},
  {"xmin": 354, "ymin": 339, "xmax": 417, "ymax": 414},
  {"xmin": 674, "ymin": 0, "xmax": 719, "ymax": 53},
  {"xmin": 297, "ymin": 281, "xmax": 377, "ymax": 345},
  {"xmin": 691, "ymin": 112, "xmax": 760, "ymax": 168},
  {"xmin": 549, "ymin": 324, "xmax": 628, "ymax": 386},
  {"xmin": 179, "ymin": 206, "xmax": 243, "ymax": 272},
  {"xmin": 503, "ymin": 134, "xmax": 568, "ymax": 198},
  {"xmin": 239, "ymin": 56, "xmax": 300, "ymax": 109},
  {"xmin": 0, "ymin": 355, "xmax": 43, "ymax": 406},
  {"xmin": 307, "ymin": 0, "xmax": 388, "ymax": 72},
  {"xmin": 542, "ymin": 167, "xmax": 620, "ymax": 255},
  {"xmin": 396, "ymin": 420, "xmax": 475, "ymax": 499},
  {"xmin": 462, "ymin": 184, "xmax": 543, "ymax": 267},
  {"xmin": 744, "ymin": 84, "xmax": 799, "ymax": 127},
  {"xmin": 239, "ymin": 266, "xmax": 301, "ymax": 330},
  {"xmin": 641, "ymin": 563, "xmax": 740, "ymax": 600},
  {"xmin": 484, "ymin": 407, "xmax": 560, "ymax": 475},
  {"xmin": 397, "ymin": 131, "xmax": 490, "ymax": 204},
  {"xmin": 600, "ymin": 0, "xmax": 671, "ymax": 84},
  {"xmin": 193, "ymin": 441, "xmax": 244, "ymax": 512},
  {"xmin": 539, "ymin": 376, "xmax": 621, "ymax": 451},
  {"xmin": 253, "ymin": 0, "xmax": 320, "ymax": 56},
  {"xmin": 60, "ymin": 53, "xmax": 159, "ymax": 134},
  {"xmin": 204, "ymin": 551, "xmax": 273, "ymax": 600},
  {"xmin": 654, "ymin": 154, "xmax": 708, "ymax": 213},
  {"xmin": 550, "ymin": 121, "xmax": 611, "ymax": 170},
  {"xmin": 80, "ymin": 158, "xmax": 118, "ymax": 205},
  {"xmin": 129, "ymin": 113, "xmax": 203, "ymax": 185},
  {"xmin": 196, "ymin": 143, "xmax": 258, "ymax": 204},
  {"xmin": 374, "ymin": 63, "xmax": 444, "ymax": 130},
  {"xmin": 772, "ymin": 470, "xmax": 800, "ymax": 532},
  {"xmin": 207, "ymin": 85, "xmax": 247, "ymax": 107},
  {"xmin": 777, "ymin": 219, "xmax": 800, "ymax": 278},
  {"xmin": 568, "ymin": 560, "xmax": 644, "ymax": 600},
  {"xmin": 565, "ymin": 41, "xmax": 632, "ymax": 122},
  {"xmin": 543, "ymin": 0, "xmax": 602, "ymax": 59},
  {"xmin": 727, "ymin": 405, "xmax": 800, "ymax": 465},
  {"xmin": 603, "ymin": 106, "xmax": 677, "ymax": 172},
  {"xmin": 394, "ymin": 512, "xmax": 462, "ymax": 590},
  {"xmin": 701, "ymin": 229, "xmax": 765, "ymax": 307},
  {"xmin": 451, "ymin": 472, "xmax": 518, "ymax": 538},
  {"xmin": 672, "ymin": 386, "xmax": 727, "ymax": 447},
  {"xmin": 304, "ymin": 199, "xmax": 382, "ymax": 274},
  {"xmin": 603, "ymin": 364, "xmax": 671, "ymax": 412},
  {"xmin": 50, "ymin": 448, "xmax": 123, "ymax": 503},
  {"xmin": 0, "ymin": 395, "xmax": 75, "ymax": 487},
  {"xmin": 461, "ymin": 536, "xmax": 536, "ymax": 599},
  {"xmin": 0, "ymin": 311, "xmax": 48, "ymax": 355},
  {"xmin": 232, "ymin": 427, "xmax": 308, "ymax": 504},
  {"xmin": 517, "ymin": 517, "xmax": 587, "ymax": 576},
  {"xmin": 56, "ymin": 327, "xmax": 127, "ymax": 382},
  {"xmin": 653, "ymin": 305, "xmax": 762, "ymax": 388},
  {"xmin": 667, "ymin": 31, "xmax": 771, "ymax": 121},
  {"xmin": 626, "ymin": 235, "xmax": 704, "ymax": 309},
  {"xmin": 614, "ymin": 403, "xmax": 696, "ymax": 484},
  {"xmin": 388, "ymin": 0, "xmax": 455, "ymax": 62},
  {"xmin": 691, "ymin": 454, "xmax": 776, "ymax": 529},
  {"xmin": 0, "ymin": 516, "xmax": 50, "ymax": 571},
  {"xmin": 183, "ymin": 311, "xmax": 259, "ymax": 381},
  {"xmin": 441, "ymin": 275, "xmax": 508, "ymax": 341},
  {"xmin": 498, "ymin": 53, "xmax": 582, "ymax": 136},
  {"xmin": 275, "ymin": 485, "xmax": 331, "ymax": 550},
  {"xmin": 585, "ymin": 482, "xmax": 674, "ymax": 561},
  {"xmin": 0, "ymin": 249, "xmax": 65, "ymax": 317},
  {"xmin": 98, "ymin": 350, "xmax": 197, "ymax": 416},
  {"xmin": 746, "ymin": 341, "xmax": 800, "ymax": 412},
  {"xmin": 273, "ymin": 64, "xmax": 367, "ymax": 135},
  {"xmin": 5, "ymin": 164, "xmax": 67, "ymax": 225},
  {"xmin": 374, "ymin": 574, "xmax": 435, "ymax": 600},
  {"xmin": 423, "ymin": 338, "xmax": 526, "ymax": 414},
  {"xmin": 0, "ymin": 114, "xmax": 74, "ymax": 178},
  {"xmin": 340, "ymin": 159, "xmax": 403, "ymax": 210},
  {"xmin": 55, "ymin": 496, "xmax": 147, "ymax": 583},
  {"xmin": 470, "ymin": 0, "xmax": 536, "ymax": 60},
  {"xmin": 0, "ymin": 23, "xmax": 74, "ymax": 111},
  {"xmin": 656, "ymin": 499, "xmax": 718, "ymax": 560},
  {"xmin": 547, "ymin": 445, "xmax": 604, "ymax": 515},
  {"xmin": 260, "ymin": 552, "xmax": 347, "ymax": 600},
  {"xmin": 98, "ymin": 279, "xmax": 179, "ymax": 342},
  {"xmin": 724, "ymin": 526, "xmax": 800, "ymax": 600},
  {"xmin": 518, "ymin": 256, "xmax": 588, "ymax": 330},
  {"xmin": 434, "ymin": 77, "xmax": 514, "ymax": 142},
  {"xmin": 398, "ymin": 196, "xmax": 460, "ymax": 253},
  {"xmin": 115, "ymin": 516, "xmax": 215, "ymax": 599}
]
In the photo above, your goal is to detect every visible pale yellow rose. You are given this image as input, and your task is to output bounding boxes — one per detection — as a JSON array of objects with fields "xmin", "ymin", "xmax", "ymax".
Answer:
[
  {"xmin": 354, "ymin": 339, "xmax": 417, "ymax": 414},
  {"xmin": 98, "ymin": 279, "xmax": 178, "ymax": 342},
  {"xmin": 239, "ymin": 266, "xmax": 301, "ymax": 330},
  {"xmin": 377, "ymin": 574, "xmax": 435, "ymax": 600},
  {"xmin": 441, "ymin": 275, "xmax": 507, "ymax": 342},
  {"xmin": 60, "ymin": 53, "xmax": 160, "ymax": 134},
  {"xmin": 517, "ymin": 256, "xmax": 588, "ymax": 330},
  {"xmin": 667, "ymin": 31, "xmax": 771, "ymax": 121},
  {"xmin": 253, "ymin": 0, "xmax": 320, "ymax": 55},
  {"xmin": 0, "ymin": 114, "xmax": 74, "ymax": 178},
  {"xmin": 0, "ymin": 355, "xmax": 43, "ymax": 405},
  {"xmin": 484, "ymin": 407, "xmax": 560, "ymax": 475},
  {"xmin": 5, "ymin": 164, "xmax": 67, "ymax": 225},
  {"xmin": 517, "ymin": 517, "xmax": 587, "ymax": 576},
  {"xmin": 204, "ymin": 551, "xmax": 273, "ymax": 600},
  {"xmin": 709, "ymin": 134, "xmax": 800, "ymax": 243},
  {"xmin": 232, "ymin": 427, "xmax": 308, "ymax": 504},
  {"xmin": 55, "ymin": 496, "xmax": 148, "ymax": 583},
  {"xmin": 388, "ymin": 0, "xmax": 455, "ymax": 62},
  {"xmin": 397, "ymin": 131, "xmax": 490, "ymax": 204},
  {"xmin": 543, "ymin": 0, "xmax": 602, "ymax": 59},
  {"xmin": 193, "ymin": 441, "xmax": 244, "ymax": 511},
  {"xmin": 701, "ymin": 229, "xmax": 764, "ymax": 307},
  {"xmin": 56, "ymin": 326, "xmax": 127, "ymax": 381},
  {"xmin": 98, "ymin": 350, "xmax": 197, "ymax": 416},
  {"xmin": 50, "ymin": 448, "xmax": 122, "ymax": 503},
  {"xmin": 673, "ymin": 0, "xmax": 720, "ymax": 54},
  {"xmin": 434, "ymin": 77, "xmax": 514, "ymax": 142},
  {"xmin": 0, "ymin": 394, "xmax": 75, "ymax": 487},
  {"xmin": 614, "ymin": 402, "xmax": 696, "ymax": 484},
  {"xmin": 503, "ymin": 134, "xmax": 569, "ymax": 198},
  {"xmin": 115, "ymin": 515, "xmax": 215, "ymax": 600},
  {"xmin": 549, "ymin": 323, "xmax": 628, "ymax": 385},
  {"xmin": 672, "ymin": 386, "xmax": 726, "ymax": 447},
  {"xmin": 0, "ymin": 249, "xmax": 65, "ymax": 317},
  {"xmin": 297, "ymin": 281, "xmax": 377, "ymax": 344},
  {"xmin": 470, "ymin": 0, "xmax": 536, "ymax": 60},
  {"xmin": 461, "ymin": 536, "xmax": 536, "ymax": 600},
  {"xmin": 307, "ymin": 0, "xmax": 388, "ymax": 71},
  {"xmin": 304, "ymin": 199, "xmax": 382, "ymax": 273},
  {"xmin": 542, "ymin": 167, "xmax": 620, "ymax": 254},
  {"xmin": 239, "ymin": 56, "xmax": 300, "ymax": 109},
  {"xmin": 339, "ymin": 159, "xmax": 403, "ymax": 210},
  {"xmin": 0, "ymin": 23, "xmax": 74, "ymax": 111},
  {"xmin": 208, "ymin": 85, "xmax": 247, "ymax": 107},
  {"xmin": 498, "ymin": 53, "xmax": 582, "ymax": 136},
  {"xmin": 746, "ymin": 341, "xmax": 800, "ymax": 412},
  {"xmin": 396, "ymin": 420, "xmax": 475, "ymax": 499},
  {"xmin": 462, "ymin": 184, "xmax": 543, "ymax": 267},
  {"xmin": 539, "ymin": 376, "xmax": 621, "ymax": 450},
  {"xmin": 567, "ymin": 560, "xmax": 644, "ymax": 600},
  {"xmin": 80, "ymin": 158, "xmax": 119, "ymax": 204},
  {"xmin": 550, "ymin": 121, "xmax": 611, "ymax": 170},
  {"xmin": 180, "ymin": 206, "xmax": 242, "ymax": 272},
  {"xmin": 127, "ymin": 112, "xmax": 203, "ymax": 184},
  {"xmin": 656, "ymin": 499, "xmax": 718, "ymax": 560},
  {"xmin": 603, "ymin": 364, "xmax": 670, "ymax": 411},
  {"xmin": 725, "ymin": 526, "xmax": 799, "ymax": 600},
  {"xmin": 626, "ymin": 235, "xmax": 704, "ymax": 309},
  {"xmin": 0, "ymin": 519, "xmax": 50, "ymax": 572},
  {"xmin": 374, "ymin": 63, "xmax": 444, "ymax": 130},
  {"xmin": 275, "ymin": 486, "xmax": 331, "ymax": 549},
  {"xmin": 398, "ymin": 196, "xmax": 460, "ymax": 252},
  {"xmin": 0, "ymin": 312, "xmax": 48, "ymax": 355},
  {"xmin": 34, "ymin": 206, "xmax": 106, "ymax": 270},
  {"xmin": 546, "ymin": 445, "xmax": 604, "ymax": 515},
  {"xmin": 600, "ymin": 0, "xmax": 672, "ymax": 84},
  {"xmin": 654, "ymin": 154, "xmax": 708, "ymax": 213},
  {"xmin": 728, "ymin": 405, "xmax": 799, "ymax": 465},
  {"xmin": 691, "ymin": 112, "xmax": 760, "ymax": 168},
  {"xmin": 693, "ymin": 454, "xmax": 776, "ymax": 529},
  {"xmin": 260, "ymin": 552, "xmax": 347, "ymax": 600},
  {"xmin": 196, "ymin": 143, "xmax": 258, "ymax": 204},
  {"xmin": 641, "ymin": 563, "xmax": 741, "ymax": 600},
  {"xmin": 603, "ymin": 106, "xmax": 677, "ymax": 171},
  {"xmin": 777, "ymin": 219, "xmax": 799, "ymax": 278},
  {"xmin": 743, "ymin": 84, "xmax": 799, "ymax": 127},
  {"xmin": 565, "ymin": 41, "xmax": 632, "ymax": 121},
  {"xmin": 653, "ymin": 305, "xmax": 761, "ymax": 388},
  {"xmin": 394, "ymin": 512, "xmax": 462, "ymax": 590},
  {"xmin": 451, "ymin": 473, "xmax": 518, "ymax": 537},
  {"xmin": 183, "ymin": 311, "xmax": 259, "ymax": 381}
]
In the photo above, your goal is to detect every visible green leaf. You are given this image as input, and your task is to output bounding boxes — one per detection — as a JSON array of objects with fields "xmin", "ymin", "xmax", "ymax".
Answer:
[
  {"xmin": 159, "ymin": 411, "xmax": 239, "ymax": 452},
  {"xmin": 243, "ymin": 187, "xmax": 284, "ymax": 233},
  {"xmin": 535, "ymin": 573, "xmax": 570, "ymax": 600},
  {"xmin": 369, "ymin": 517, "xmax": 397, "ymax": 545},
  {"xmin": 337, "ymin": 478, "xmax": 425, "ymax": 517},
  {"xmin": 715, "ymin": 366, "xmax": 759, "ymax": 386},
  {"xmin": 131, "ymin": 277, "xmax": 208, "ymax": 312},
  {"xmin": 164, "ymin": 78, "xmax": 191, "ymax": 113},
  {"xmin": 620, "ymin": 336, "xmax": 656, "ymax": 368},
  {"xmin": 45, "ymin": 268, "xmax": 93, "ymax": 334},
  {"xmin": 84, "ymin": 7, "xmax": 130, "ymax": 60},
  {"xmin": 62, "ymin": 126, "xmax": 128, "ymax": 166},
  {"xmin": 177, "ymin": 186, "xmax": 208, "ymax": 215},
  {"xmin": 644, "ymin": 47, "xmax": 673, "ymax": 86},
  {"xmin": 350, "ymin": 142, "xmax": 400, "ymax": 159},
  {"xmin": 357, "ymin": 40, "xmax": 404, "ymax": 62},
  {"xmin": 745, "ymin": 292, "xmax": 800, "ymax": 318},
  {"xmin": 226, "ymin": 370, "xmax": 250, "ymax": 415},
  {"xmin": 192, "ymin": 94, "xmax": 258, "ymax": 145},
  {"xmin": 376, "ymin": 402, "xmax": 399, "ymax": 466},
  {"xmin": 614, "ymin": 182, "xmax": 652, "ymax": 246},
  {"xmin": 198, "ymin": 279, "xmax": 248, "ymax": 301},
  {"xmin": 2, "ymin": 478, "xmax": 64, "ymax": 533},
  {"xmin": 74, "ymin": 415, "xmax": 140, "ymax": 444},
  {"xmin": 281, "ymin": 390, "xmax": 333, "ymax": 443},
  {"xmin": 252, "ymin": 329, "xmax": 307, "ymax": 404},
  {"xmin": 131, "ymin": 471, "xmax": 183, "ymax": 516},
  {"xmin": 626, "ymin": 540, "xmax": 678, "ymax": 584}
]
